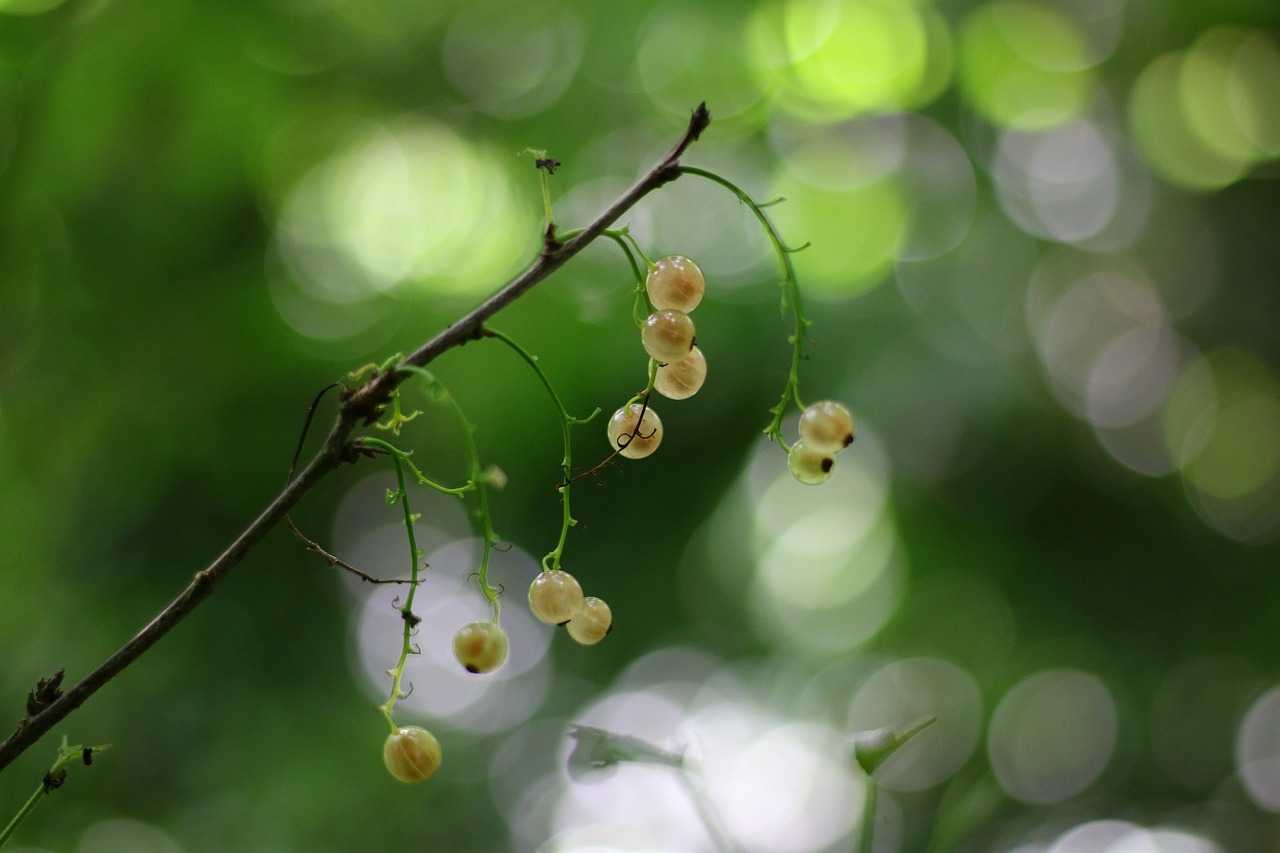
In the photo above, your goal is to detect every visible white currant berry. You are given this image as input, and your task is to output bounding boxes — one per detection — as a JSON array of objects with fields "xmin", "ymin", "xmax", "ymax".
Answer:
[
  {"xmin": 528, "ymin": 569, "xmax": 585, "ymax": 624},
  {"xmin": 788, "ymin": 440, "xmax": 835, "ymax": 485},
  {"xmin": 646, "ymin": 255, "xmax": 705, "ymax": 313},
  {"xmin": 566, "ymin": 596, "xmax": 612, "ymax": 645},
  {"xmin": 798, "ymin": 401, "xmax": 855, "ymax": 454},
  {"xmin": 654, "ymin": 346, "xmax": 707, "ymax": 400},
  {"xmin": 383, "ymin": 726, "xmax": 442, "ymax": 783},
  {"xmin": 452, "ymin": 621, "xmax": 509, "ymax": 674},
  {"xmin": 641, "ymin": 309, "xmax": 696, "ymax": 364},
  {"xmin": 607, "ymin": 403, "xmax": 663, "ymax": 459}
]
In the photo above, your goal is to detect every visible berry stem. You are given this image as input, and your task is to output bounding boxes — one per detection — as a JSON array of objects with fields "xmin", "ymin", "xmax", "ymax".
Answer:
[
  {"xmin": 521, "ymin": 148, "xmax": 559, "ymax": 232},
  {"xmin": 679, "ymin": 166, "xmax": 812, "ymax": 450},
  {"xmin": 856, "ymin": 777, "xmax": 879, "ymax": 853},
  {"xmin": 601, "ymin": 229, "xmax": 657, "ymax": 326},
  {"xmin": 395, "ymin": 364, "xmax": 504, "ymax": 617},
  {"xmin": 443, "ymin": 386, "xmax": 503, "ymax": 617},
  {"xmin": 359, "ymin": 437, "xmax": 474, "ymax": 497},
  {"xmin": 601, "ymin": 230, "xmax": 647, "ymax": 286},
  {"xmin": 482, "ymin": 327, "xmax": 599, "ymax": 574},
  {"xmin": 0, "ymin": 738, "xmax": 110, "ymax": 848},
  {"xmin": 677, "ymin": 767, "xmax": 741, "ymax": 853},
  {"xmin": 375, "ymin": 444, "xmax": 424, "ymax": 726}
]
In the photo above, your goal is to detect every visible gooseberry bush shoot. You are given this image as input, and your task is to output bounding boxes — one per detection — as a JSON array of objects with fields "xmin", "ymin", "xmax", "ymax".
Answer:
[{"xmin": 0, "ymin": 103, "xmax": 864, "ymax": 847}]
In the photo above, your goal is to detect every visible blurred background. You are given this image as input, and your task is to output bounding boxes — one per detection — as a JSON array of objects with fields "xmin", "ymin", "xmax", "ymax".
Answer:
[{"xmin": 1, "ymin": 0, "xmax": 1279, "ymax": 850}]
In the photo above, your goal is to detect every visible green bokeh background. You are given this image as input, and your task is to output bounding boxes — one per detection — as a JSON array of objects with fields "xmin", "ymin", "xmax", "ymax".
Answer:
[{"xmin": 2, "ymin": 0, "xmax": 1279, "ymax": 850}]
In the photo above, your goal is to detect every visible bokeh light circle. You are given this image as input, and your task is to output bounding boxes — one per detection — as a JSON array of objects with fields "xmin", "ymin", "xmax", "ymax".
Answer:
[
  {"xmin": 351, "ymin": 539, "xmax": 551, "ymax": 734},
  {"xmin": 988, "ymin": 669, "xmax": 1118, "ymax": 804},
  {"xmin": 273, "ymin": 118, "xmax": 534, "ymax": 341},
  {"xmin": 748, "ymin": 0, "xmax": 953, "ymax": 121},
  {"xmin": 959, "ymin": 0, "xmax": 1095, "ymax": 129},
  {"xmin": 1237, "ymin": 684, "xmax": 1280, "ymax": 810},
  {"xmin": 848, "ymin": 657, "xmax": 983, "ymax": 790}
]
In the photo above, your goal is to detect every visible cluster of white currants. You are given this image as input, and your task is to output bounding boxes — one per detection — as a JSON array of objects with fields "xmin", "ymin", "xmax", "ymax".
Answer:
[
  {"xmin": 528, "ymin": 569, "xmax": 612, "ymax": 644},
  {"xmin": 787, "ymin": 401, "xmax": 856, "ymax": 485},
  {"xmin": 606, "ymin": 256, "xmax": 708, "ymax": 460}
]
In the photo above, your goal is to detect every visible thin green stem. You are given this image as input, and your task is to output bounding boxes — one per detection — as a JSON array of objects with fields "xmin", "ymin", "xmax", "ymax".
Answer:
[
  {"xmin": 677, "ymin": 767, "xmax": 741, "ymax": 853},
  {"xmin": 679, "ymin": 166, "xmax": 811, "ymax": 450},
  {"xmin": 519, "ymin": 148, "xmax": 558, "ymax": 230},
  {"xmin": 856, "ymin": 778, "xmax": 878, "ymax": 853},
  {"xmin": 538, "ymin": 165, "xmax": 554, "ymax": 229},
  {"xmin": 634, "ymin": 358, "xmax": 659, "ymax": 405},
  {"xmin": 391, "ymin": 364, "xmax": 503, "ymax": 617},
  {"xmin": 441, "ymin": 391, "xmax": 503, "ymax": 618},
  {"xmin": 359, "ymin": 438, "xmax": 473, "ymax": 497},
  {"xmin": 0, "ymin": 782, "xmax": 42, "ymax": 849},
  {"xmin": 376, "ymin": 450, "xmax": 422, "ymax": 727},
  {"xmin": 482, "ymin": 328, "xmax": 599, "ymax": 574},
  {"xmin": 600, "ymin": 229, "xmax": 655, "ymax": 326},
  {"xmin": 0, "ymin": 739, "xmax": 109, "ymax": 849},
  {"xmin": 601, "ymin": 230, "xmax": 647, "ymax": 286}
]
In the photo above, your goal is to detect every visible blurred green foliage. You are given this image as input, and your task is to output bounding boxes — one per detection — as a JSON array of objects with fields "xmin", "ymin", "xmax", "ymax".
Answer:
[{"xmin": 2, "ymin": 0, "xmax": 1279, "ymax": 850}]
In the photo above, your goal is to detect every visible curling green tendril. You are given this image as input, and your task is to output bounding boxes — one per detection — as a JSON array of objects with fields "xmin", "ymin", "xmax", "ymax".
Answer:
[
  {"xmin": 483, "ymin": 329, "xmax": 600, "ymax": 574},
  {"xmin": 679, "ymin": 166, "xmax": 812, "ymax": 451}
]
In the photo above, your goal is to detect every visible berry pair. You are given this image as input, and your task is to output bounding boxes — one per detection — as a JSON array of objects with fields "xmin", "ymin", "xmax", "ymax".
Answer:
[
  {"xmin": 788, "ymin": 401, "xmax": 856, "ymax": 485},
  {"xmin": 528, "ymin": 569, "xmax": 612, "ymax": 645}
]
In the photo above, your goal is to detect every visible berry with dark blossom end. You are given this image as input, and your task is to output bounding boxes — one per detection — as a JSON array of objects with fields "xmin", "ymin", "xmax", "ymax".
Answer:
[
  {"xmin": 646, "ymin": 255, "xmax": 705, "ymax": 313},
  {"xmin": 641, "ymin": 309, "xmax": 696, "ymax": 364},
  {"xmin": 383, "ymin": 726, "xmax": 442, "ymax": 783},
  {"xmin": 788, "ymin": 440, "xmax": 835, "ymax": 485},
  {"xmin": 452, "ymin": 621, "xmax": 509, "ymax": 674},
  {"xmin": 798, "ymin": 401, "xmax": 855, "ymax": 455},
  {"xmin": 607, "ymin": 403, "xmax": 663, "ymax": 459},
  {"xmin": 566, "ymin": 597, "xmax": 613, "ymax": 645},
  {"xmin": 528, "ymin": 569, "xmax": 585, "ymax": 624}
]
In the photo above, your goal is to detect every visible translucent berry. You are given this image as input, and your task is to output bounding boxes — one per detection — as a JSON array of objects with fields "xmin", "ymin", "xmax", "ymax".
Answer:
[
  {"xmin": 383, "ymin": 726, "xmax": 441, "ymax": 783},
  {"xmin": 452, "ymin": 621, "xmax": 509, "ymax": 674},
  {"xmin": 788, "ymin": 440, "xmax": 835, "ymax": 485},
  {"xmin": 641, "ymin": 309, "xmax": 696, "ymax": 364},
  {"xmin": 607, "ymin": 403, "xmax": 663, "ymax": 459},
  {"xmin": 646, "ymin": 255, "xmax": 705, "ymax": 313},
  {"xmin": 566, "ymin": 596, "xmax": 613, "ymax": 645},
  {"xmin": 528, "ymin": 569, "xmax": 585, "ymax": 624},
  {"xmin": 655, "ymin": 346, "xmax": 707, "ymax": 400},
  {"xmin": 798, "ymin": 401, "xmax": 855, "ymax": 454}
]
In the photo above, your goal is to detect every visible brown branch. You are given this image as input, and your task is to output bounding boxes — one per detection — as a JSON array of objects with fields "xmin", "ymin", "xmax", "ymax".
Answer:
[{"xmin": 0, "ymin": 102, "xmax": 711, "ymax": 775}]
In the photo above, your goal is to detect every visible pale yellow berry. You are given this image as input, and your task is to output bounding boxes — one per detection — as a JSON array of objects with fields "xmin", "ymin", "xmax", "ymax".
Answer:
[
  {"xmin": 607, "ymin": 403, "xmax": 663, "ymax": 459},
  {"xmin": 452, "ymin": 621, "xmax": 509, "ymax": 674},
  {"xmin": 788, "ymin": 440, "xmax": 835, "ymax": 485},
  {"xmin": 566, "ymin": 597, "xmax": 613, "ymax": 645},
  {"xmin": 528, "ymin": 570, "xmax": 585, "ymax": 624},
  {"xmin": 383, "ymin": 726, "xmax": 442, "ymax": 783},
  {"xmin": 646, "ymin": 255, "xmax": 705, "ymax": 313},
  {"xmin": 641, "ymin": 309, "xmax": 696, "ymax": 364},
  {"xmin": 655, "ymin": 346, "xmax": 707, "ymax": 400},
  {"xmin": 798, "ymin": 401, "xmax": 855, "ymax": 454}
]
